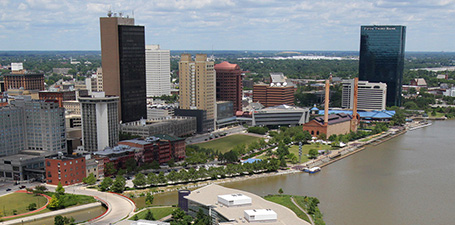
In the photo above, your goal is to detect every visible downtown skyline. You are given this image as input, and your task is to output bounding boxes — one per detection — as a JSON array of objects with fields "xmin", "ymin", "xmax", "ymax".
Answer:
[{"xmin": 0, "ymin": 0, "xmax": 454, "ymax": 51}]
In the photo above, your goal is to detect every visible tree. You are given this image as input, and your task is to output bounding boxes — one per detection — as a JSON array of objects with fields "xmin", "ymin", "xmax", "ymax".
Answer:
[
  {"xmin": 27, "ymin": 203, "xmax": 37, "ymax": 211},
  {"xmin": 309, "ymin": 149, "xmax": 319, "ymax": 159},
  {"xmin": 48, "ymin": 195, "xmax": 61, "ymax": 210},
  {"xmin": 278, "ymin": 188, "xmax": 284, "ymax": 195},
  {"xmin": 125, "ymin": 158, "xmax": 137, "ymax": 173},
  {"xmin": 54, "ymin": 215, "xmax": 65, "ymax": 225},
  {"xmin": 280, "ymin": 158, "xmax": 287, "ymax": 167},
  {"xmin": 83, "ymin": 173, "xmax": 97, "ymax": 185},
  {"xmin": 104, "ymin": 162, "xmax": 117, "ymax": 176},
  {"xmin": 145, "ymin": 192, "xmax": 154, "ymax": 205},
  {"xmin": 145, "ymin": 209, "xmax": 155, "ymax": 220},
  {"xmin": 56, "ymin": 182, "xmax": 65, "ymax": 196},
  {"xmin": 147, "ymin": 173, "xmax": 158, "ymax": 185},
  {"xmin": 151, "ymin": 160, "xmax": 160, "ymax": 169},
  {"xmin": 111, "ymin": 175, "xmax": 126, "ymax": 193},
  {"xmin": 317, "ymin": 133, "xmax": 327, "ymax": 140},
  {"xmin": 194, "ymin": 208, "xmax": 211, "ymax": 225},
  {"xmin": 283, "ymin": 136, "xmax": 292, "ymax": 145},
  {"xmin": 277, "ymin": 142, "xmax": 289, "ymax": 157},
  {"xmin": 168, "ymin": 158, "xmax": 176, "ymax": 167},
  {"xmin": 133, "ymin": 173, "xmax": 147, "ymax": 188},
  {"xmin": 34, "ymin": 185, "xmax": 47, "ymax": 195},
  {"xmin": 99, "ymin": 177, "xmax": 113, "ymax": 192}
]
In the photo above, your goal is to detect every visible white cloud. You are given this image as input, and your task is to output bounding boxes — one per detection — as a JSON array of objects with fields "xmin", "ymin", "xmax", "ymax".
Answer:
[{"xmin": 0, "ymin": 0, "xmax": 454, "ymax": 51}]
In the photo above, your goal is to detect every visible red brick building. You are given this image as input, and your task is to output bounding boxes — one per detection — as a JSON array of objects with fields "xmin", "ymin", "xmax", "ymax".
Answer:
[
  {"xmin": 302, "ymin": 113, "xmax": 352, "ymax": 137},
  {"xmin": 154, "ymin": 134, "xmax": 186, "ymax": 161},
  {"xmin": 45, "ymin": 156, "xmax": 86, "ymax": 186},
  {"xmin": 253, "ymin": 84, "xmax": 295, "ymax": 107},
  {"xmin": 4, "ymin": 73, "xmax": 45, "ymax": 91},
  {"xmin": 214, "ymin": 61, "xmax": 243, "ymax": 113},
  {"xmin": 39, "ymin": 90, "xmax": 76, "ymax": 107}
]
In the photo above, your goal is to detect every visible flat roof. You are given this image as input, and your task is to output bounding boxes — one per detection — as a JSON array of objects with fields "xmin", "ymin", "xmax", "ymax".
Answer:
[{"xmin": 185, "ymin": 184, "xmax": 309, "ymax": 225}]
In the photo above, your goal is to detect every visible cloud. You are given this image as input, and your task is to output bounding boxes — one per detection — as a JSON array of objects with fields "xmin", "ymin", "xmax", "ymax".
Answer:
[{"xmin": 0, "ymin": 0, "xmax": 454, "ymax": 51}]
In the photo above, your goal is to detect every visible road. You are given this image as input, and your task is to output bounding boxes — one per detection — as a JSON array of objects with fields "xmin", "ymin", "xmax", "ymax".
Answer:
[
  {"xmin": 185, "ymin": 125, "xmax": 246, "ymax": 144},
  {"xmin": 46, "ymin": 184, "xmax": 136, "ymax": 225}
]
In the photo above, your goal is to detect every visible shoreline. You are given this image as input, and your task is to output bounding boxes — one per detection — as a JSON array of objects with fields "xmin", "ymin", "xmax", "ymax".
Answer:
[{"xmin": 126, "ymin": 122, "xmax": 431, "ymax": 196}]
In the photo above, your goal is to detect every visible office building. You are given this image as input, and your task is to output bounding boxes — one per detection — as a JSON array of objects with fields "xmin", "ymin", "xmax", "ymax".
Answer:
[
  {"xmin": 121, "ymin": 116, "xmax": 196, "ymax": 138},
  {"xmin": 359, "ymin": 25, "xmax": 406, "ymax": 106},
  {"xmin": 39, "ymin": 90, "xmax": 76, "ymax": 107},
  {"xmin": 79, "ymin": 94, "xmax": 119, "ymax": 152},
  {"xmin": 181, "ymin": 184, "xmax": 309, "ymax": 224},
  {"xmin": 178, "ymin": 54, "xmax": 216, "ymax": 130},
  {"xmin": 252, "ymin": 105, "xmax": 310, "ymax": 127},
  {"xmin": 4, "ymin": 99, "xmax": 67, "ymax": 155},
  {"xmin": 214, "ymin": 61, "xmax": 243, "ymax": 113},
  {"xmin": 146, "ymin": 45, "xmax": 171, "ymax": 97},
  {"xmin": 85, "ymin": 67, "xmax": 104, "ymax": 95},
  {"xmin": 45, "ymin": 155, "xmax": 86, "ymax": 186},
  {"xmin": 4, "ymin": 73, "xmax": 45, "ymax": 91},
  {"xmin": 253, "ymin": 73, "xmax": 295, "ymax": 107},
  {"xmin": 100, "ymin": 12, "xmax": 146, "ymax": 123},
  {"xmin": 342, "ymin": 79, "xmax": 387, "ymax": 111}
]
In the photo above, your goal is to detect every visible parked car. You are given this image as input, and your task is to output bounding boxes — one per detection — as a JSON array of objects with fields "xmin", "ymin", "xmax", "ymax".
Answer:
[{"xmin": 6, "ymin": 188, "xmax": 11, "ymax": 191}]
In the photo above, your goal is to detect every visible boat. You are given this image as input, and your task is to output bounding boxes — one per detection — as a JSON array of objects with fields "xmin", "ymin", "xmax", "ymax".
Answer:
[{"xmin": 308, "ymin": 167, "xmax": 321, "ymax": 174}]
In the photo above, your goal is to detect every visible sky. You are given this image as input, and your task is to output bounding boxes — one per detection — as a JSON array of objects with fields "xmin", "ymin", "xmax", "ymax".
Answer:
[{"xmin": 0, "ymin": 0, "xmax": 455, "ymax": 51}]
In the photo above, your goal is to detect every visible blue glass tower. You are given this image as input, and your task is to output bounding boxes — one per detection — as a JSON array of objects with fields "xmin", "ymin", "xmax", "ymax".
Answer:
[{"xmin": 359, "ymin": 25, "xmax": 406, "ymax": 107}]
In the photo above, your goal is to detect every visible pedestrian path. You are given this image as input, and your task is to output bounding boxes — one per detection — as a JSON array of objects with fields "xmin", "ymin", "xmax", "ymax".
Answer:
[{"xmin": 291, "ymin": 197, "xmax": 314, "ymax": 225}]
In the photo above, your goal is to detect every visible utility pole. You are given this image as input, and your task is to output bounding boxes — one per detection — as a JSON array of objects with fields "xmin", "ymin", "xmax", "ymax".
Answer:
[{"xmin": 299, "ymin": 142, "xmax": 302, "ymax": 163}]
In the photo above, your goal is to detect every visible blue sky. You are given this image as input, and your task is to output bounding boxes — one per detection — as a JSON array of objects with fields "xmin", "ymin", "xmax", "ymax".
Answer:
[{"xmin": 0, "ymin": 0, "xmax": 454, "ymax": 51}]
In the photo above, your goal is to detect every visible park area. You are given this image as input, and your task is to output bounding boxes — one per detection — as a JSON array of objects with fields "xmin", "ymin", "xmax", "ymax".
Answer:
[
  {"xmin": 130, "ymin": 206, "xmax": 176, "ymax": 221},
  {"xmin": 0, "ymin": 192, "xmax": 49, "ymax": 218},
  {"xmin": 192, "ymin": 134, "xmax": 262, "ymax": 153},
  {"xmin": 257, "ymin": 143, "xmax": 336, "ymax": 164}
]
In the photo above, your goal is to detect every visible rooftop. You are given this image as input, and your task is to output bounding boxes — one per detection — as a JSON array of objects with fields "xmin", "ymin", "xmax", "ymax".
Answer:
[
  {"xmin": 314, "ymin": 113, "xmax": 353, "ymax": 125},
  {"xmin": 317, "ymin": 110, "xmax": 396, "ymax": 119},
  {"xmin": 185, "ymin": 184, "xmax": 309, "ymax": 225},
  {"xmin": 215, "ymin": 61, "xmax": 240, "ymax": 71}
]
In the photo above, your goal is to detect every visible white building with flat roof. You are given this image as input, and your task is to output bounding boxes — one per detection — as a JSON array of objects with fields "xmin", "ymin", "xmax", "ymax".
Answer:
[
  {"xmin": 342, "ymin": 79, "xmax": 387, "ymax": 111},
  {"xmin": 146, "ymin": 45, "xmax": 171, "ymax": 97},
  {"xmin": 182, "ymin": 184, "xmax": 309, "ymax": 225}
]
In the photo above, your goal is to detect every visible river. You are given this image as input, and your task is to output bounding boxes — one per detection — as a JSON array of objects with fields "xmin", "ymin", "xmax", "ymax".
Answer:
[{"xmin": 155, "ymin": 120, "xmax": 455, "ymax": 224}]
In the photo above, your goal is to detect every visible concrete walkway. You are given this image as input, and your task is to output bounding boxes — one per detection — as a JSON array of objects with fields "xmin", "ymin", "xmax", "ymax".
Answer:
[
  {"xmin": 2, "ymin": 202, "xmax": 102, "ymax": 225},
  {"xmin": 291, "ymin": 197, "xmax": 314, "ymax": 225}
]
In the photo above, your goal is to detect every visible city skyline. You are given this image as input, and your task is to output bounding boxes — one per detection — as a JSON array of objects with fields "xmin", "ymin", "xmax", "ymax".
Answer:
[{"xmin": 0, "ymin": 0, "xmax": 454, "ymax": 51}]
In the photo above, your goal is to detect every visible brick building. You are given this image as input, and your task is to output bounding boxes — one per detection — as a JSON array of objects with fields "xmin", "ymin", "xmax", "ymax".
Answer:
[
  {"xmin": 39, "ymin": 90, "xmax": 76, "ymax": 107},
  {"xmin": 4, "ymin": 73, "xmax": 45, "ymax": 91},
  {"xmin": 302, "ymin": 113, "xmax": 352, "ymax": 137},
  {"xmin": 253, "ymin": 73, "xmax": 295, "ymax": 107},
  {"xmin": 45, "ymin": 156, "xmax": 86, "ymax": 186},
  {"xmin": 214, "ymin": 61, "xmax": 243, "ymax": 113}
]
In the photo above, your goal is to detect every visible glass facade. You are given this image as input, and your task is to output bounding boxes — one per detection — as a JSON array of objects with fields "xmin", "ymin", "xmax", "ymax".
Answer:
[
  {"xmin": 359, "ymin": 25, "xmax": 406, "ymax": 106},
  {"xmin": 118, "ymin": 25, "xmax": 147, "ymax": 123}
]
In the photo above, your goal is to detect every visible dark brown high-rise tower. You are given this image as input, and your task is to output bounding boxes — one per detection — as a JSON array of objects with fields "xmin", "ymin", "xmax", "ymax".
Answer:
[
  {"xmin": 100, "ymin": 12, "xmax": 146, "ymax": 123},
  {"xmin": 214, "ymin": 61, "xmax": 243, "ymax": 113}
]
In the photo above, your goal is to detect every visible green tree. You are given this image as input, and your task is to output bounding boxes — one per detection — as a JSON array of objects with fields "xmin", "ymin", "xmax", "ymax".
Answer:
[
  {"xmin": 145, "ymin": 209, "xmax": 155, "ymax": 220},
  {"xmin": 99, "ymin": 177, "xmax": 113, "ymax": 192},
  {"xmin": 194, "ymin": 209, "xmax": 211, "ymax": 225},
  {"xmin": 151, "ymin": 160, "xmax": 160, "ymax": 169},
  {"xmin": 145, "ymin": 192, "xmax": 154, "ymax": 205},
  {"xmin": 168, "ymin": 158, "xmax": 176, "ymax": 167},
  {"xmin": 33, "ymin": 185, "xmax": 47, "ymax": 195},
  {"xmin": 309, "ymin": 149, "xmax": 319, "ymax": 159},
  {"xmin": 280, "ymin": 158, "xmax": 287, "ymax": 167},
  {"xmin": 54, "ymin": 215, "xmax": 65, "ymax": 225},
  {"xmin": 83, "ymin": 173, "xmax": 97, "ymax": 185},
  {"xmin": 133, "ymin": 173, "xmax": 147, "ymax": 187},
  {"xmin": 27, "ymin": 203, "xmax": 37, "ymax": 211},
  {"xmin": 277, "ymin": 142, "xmax": 289, "ymax": 157},
  {"xmin": 278, "ymin": 188, "xmax": 284, "ymax": 195},
  {"xmin": 147, "ymin": 173, "xmax": 158, "ymax": 185},
  {"xmin": 56, "ymin": 182, "xmax": 65, "ymax": 196},
  {"xmin": 48, "ymin": 195, "xmax": 61, "ymax": 210},
  {"xmin": 132, "ymin": 214, "xmax": 139, "ymax": 221},
  {"xmin": 111, "ymin": 175, "xmax": 126, "ymax": 193},
  {"xmin": 125, "ymin": 158, "xmax": 137, "ymax": 173},
  {"xmin": 104, "ymin": 162, "xmax": 117, "ymax": 176}
]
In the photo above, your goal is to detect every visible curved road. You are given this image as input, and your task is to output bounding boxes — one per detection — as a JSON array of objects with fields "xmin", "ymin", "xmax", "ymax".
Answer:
[{"xmin": 47, "ymin": 184, "xmax": 136, "ymax": 225}]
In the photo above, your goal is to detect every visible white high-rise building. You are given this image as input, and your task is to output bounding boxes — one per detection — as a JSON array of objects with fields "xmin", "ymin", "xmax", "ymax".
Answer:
[
  {"xmin": 342, "ymin": 79, "xmax": 387, "ymax": 111},
  {"xmin": 79, "ymin": 93, "xmax": 119, "ymax": 152},
  {"xmin": 146, "ymin": 45, "xmax": 171, "ymax": 97}
]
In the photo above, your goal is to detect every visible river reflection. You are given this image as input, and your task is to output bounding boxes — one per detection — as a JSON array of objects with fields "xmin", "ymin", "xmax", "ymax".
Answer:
[{"xmin": 156, "ymin": 120, "xmax": 455, "ymax": 225}]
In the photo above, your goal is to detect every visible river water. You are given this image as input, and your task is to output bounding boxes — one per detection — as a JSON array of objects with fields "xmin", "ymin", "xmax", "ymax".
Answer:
[{"xmin": 155, "ymin": 120, "xmax": 455, "ymax": 225}]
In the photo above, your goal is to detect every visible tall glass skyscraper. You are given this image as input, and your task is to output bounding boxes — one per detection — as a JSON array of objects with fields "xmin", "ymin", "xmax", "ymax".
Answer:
[{"xmin": 359, "ymin": 25, "xmax": 406, "ymax": 106}]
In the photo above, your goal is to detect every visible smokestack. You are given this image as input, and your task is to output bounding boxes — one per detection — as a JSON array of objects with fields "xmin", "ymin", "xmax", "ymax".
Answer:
[
  {"xmin": 324, "ymin": 79, "xmax": 329, "ymax": 126},
  {"xmin": 351, "ymin": 78, "xmax": 359, "ymax": 132}
]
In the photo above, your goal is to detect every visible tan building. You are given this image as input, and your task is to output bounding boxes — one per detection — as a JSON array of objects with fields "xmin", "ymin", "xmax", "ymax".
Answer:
[
  {"xmin": 178, "ymin": 54, "xmax": 216, "ymax": 128},
  {"xmin": 100, "ymin": 13, "xmax": 146, "ymax": 123}
]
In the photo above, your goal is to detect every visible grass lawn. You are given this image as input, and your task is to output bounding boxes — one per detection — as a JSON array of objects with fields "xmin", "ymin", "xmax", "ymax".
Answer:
[
  {"xmin": 192, "ymin": 134, "xmax": 262, "ymax": 153},
  {"xmin": 45, "ymin": 192, "xmax": 97, "ymax": 208},
  {"xmin": 264, "ymin": 195, "xmax": 310, "ymax": 222},
  {"xmin": 0, "ymin": 192, "xmax": 48, "ymax": 217},
  {"xmin": 130, "ymin": 207, "xmax": 176, "ymax": 220}
]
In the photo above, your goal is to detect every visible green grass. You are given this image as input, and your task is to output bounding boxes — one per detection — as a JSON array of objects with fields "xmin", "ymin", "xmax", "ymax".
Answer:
[
  {"xmin": 257, "ymin": 143, "xmax": 334, "ymax": 163},
  {"xmin": 45, "ymin": 192, "xmax": 97, "ymax": 208},
  {"xmin": 192, "ymin": 134, "xmax": 262, "ymax": 153},
  {"xmin": 264, "ymin": 195, "xmax": 310, "ymax": 222},
  {"xmin": 0, "ymin": 192, "xmax": 48, "ymax": 217},
  {"xmin": 130, "ymin": 207, "xmax": 176, "ymax": 220}
]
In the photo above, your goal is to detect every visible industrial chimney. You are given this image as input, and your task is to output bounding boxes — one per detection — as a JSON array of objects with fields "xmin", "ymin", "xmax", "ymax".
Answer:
[
  {"xmin": 350, "ymin": 78, "xmax": 359, "ymax": 132},
  {"xmin": 324, "ymin": 79, "xmax": 330, "ymax": 126}
]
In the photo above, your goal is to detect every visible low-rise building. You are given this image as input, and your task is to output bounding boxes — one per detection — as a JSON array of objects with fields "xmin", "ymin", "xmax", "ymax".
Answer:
[
  {"xmin": 45, "ymin": 155, "xmax": 86, "ymax": 186},
  {"xmin": 181, "ymin": 184, "xmax": 308, "ymax": 225},
  {"xmin": 0, "ymin": 151, "xmax": 48, "ymax": 181},
  {"xmin": 121, "ymin": 116, "xmax": 196, "ymax": 138},
  {"xmin": 302, "ymin": 113, "xmax": 353, "ymax": 137},
  {"xmin": 252, "ymin": 104, "xmax": 310, "ymax": 127}
]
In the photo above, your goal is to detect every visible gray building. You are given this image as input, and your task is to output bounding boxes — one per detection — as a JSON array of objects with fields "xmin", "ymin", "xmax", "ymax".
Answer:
[
  {"xmin": 342, "ymin": 79, "xmax": 387, "ymax": 111},
  {"xmin": 0, "ymin": 99, "xmax": 66, "ymax": 157},
  {"xmin": 252, "ymin": 105, "xmax": 309, "ymax": 127},
  {"xmin": 0, "ymin": 150, "xmax": 51, "ymax": 181},
  {"xmin": 79, "ymin": 94, "xmax": 119, "ymax": 152},
  {"xmin": 121, "ymin": 117, "xmax": 196, "ymax": 138}
]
